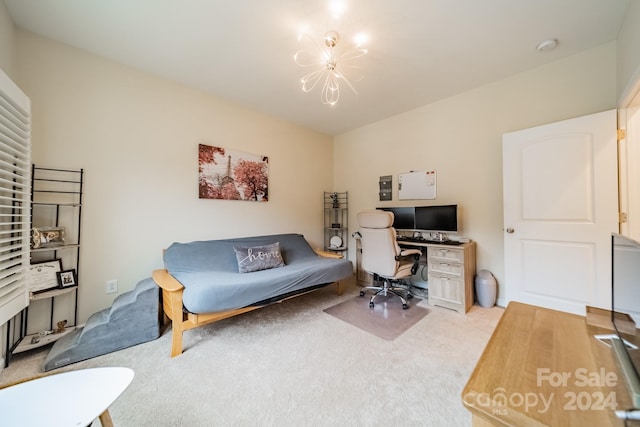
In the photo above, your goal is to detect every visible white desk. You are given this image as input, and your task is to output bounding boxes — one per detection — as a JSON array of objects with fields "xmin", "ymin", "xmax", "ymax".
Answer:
[
  {"xmin": 400, "ymin": 240, "xmax": 476, "ymax": 312},
  {"xmin": 356, "ymin": 238, "xmax": 476, "ymax": 312},
  {"xmin": 0, "ymin": 367, "xmax": 134, "ymax": 427}
]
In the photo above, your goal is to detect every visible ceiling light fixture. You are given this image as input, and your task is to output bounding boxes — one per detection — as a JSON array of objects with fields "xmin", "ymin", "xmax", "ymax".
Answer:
[
  {"xmin": 294, "ymin": 30, "xmax": 367, "ymax": 106},
  {"xmin": 536, "ymin": 38, "xmax": 558, "ymax": 52}
]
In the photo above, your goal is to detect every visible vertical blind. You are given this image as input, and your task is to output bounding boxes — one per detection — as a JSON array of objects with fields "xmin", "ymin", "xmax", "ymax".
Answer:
[{"xmin": 0, "ymin": 69, "xmax": 31, "ymax": 326}]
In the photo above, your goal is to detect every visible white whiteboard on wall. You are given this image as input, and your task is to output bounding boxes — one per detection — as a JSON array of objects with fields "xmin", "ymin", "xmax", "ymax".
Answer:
[{"xmin": 399, "ymin": 170, "xmax": 436, "ymax": 200}]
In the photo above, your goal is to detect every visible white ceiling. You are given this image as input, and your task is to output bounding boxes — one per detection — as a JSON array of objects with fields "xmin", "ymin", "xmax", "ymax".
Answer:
[{"xmin": 3, "ymin": 0, "xmax": 631, "ymax": 136}]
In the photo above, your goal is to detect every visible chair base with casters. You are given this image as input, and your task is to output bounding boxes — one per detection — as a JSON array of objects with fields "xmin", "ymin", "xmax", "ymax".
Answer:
[{"xmin": 360, "ymin": 273, "xmax": 414, "ymax": 309}]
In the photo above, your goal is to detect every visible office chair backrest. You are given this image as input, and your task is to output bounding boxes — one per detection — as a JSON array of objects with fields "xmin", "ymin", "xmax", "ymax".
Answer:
[{"xmin": 357, "ymin": 210, "xmax": 400, "ymax": 278}]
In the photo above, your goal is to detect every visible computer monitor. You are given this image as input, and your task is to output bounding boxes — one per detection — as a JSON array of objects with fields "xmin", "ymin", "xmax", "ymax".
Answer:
[
  {"xmin": 377, "ymin": 207, "xmax": 415, "ymax": 230},
  {"xmin": 611, "ymin": 233, "xmax": 640, "ymax": 409},
  {"xmin": 415, "ymin": 205, "xmax": 458, "ymax": 232}
]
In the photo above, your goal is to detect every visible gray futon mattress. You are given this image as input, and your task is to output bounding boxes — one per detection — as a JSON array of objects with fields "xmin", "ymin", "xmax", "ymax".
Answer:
[{"xmin": 163, "ymin": 233, "xmax": 353, "ymax": 314}]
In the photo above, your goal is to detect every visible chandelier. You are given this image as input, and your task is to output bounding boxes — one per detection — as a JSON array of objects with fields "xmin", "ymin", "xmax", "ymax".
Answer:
[{"xmin": 294, "ymin": 30, "xmax": 367, "ymax": 106}]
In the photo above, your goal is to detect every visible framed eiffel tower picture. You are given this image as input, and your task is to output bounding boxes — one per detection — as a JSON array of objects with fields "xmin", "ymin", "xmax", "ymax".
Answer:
[{"xmin": 198, "ymin": 144, "xmax": 269, "ymax": 201}]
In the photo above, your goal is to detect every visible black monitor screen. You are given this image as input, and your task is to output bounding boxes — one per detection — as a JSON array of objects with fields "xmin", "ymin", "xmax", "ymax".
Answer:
[
  {"xmin": 415, "ymin": 205, "xmax": 458, "ymax": 232},
  {"xmin": 377, "ymin": 207, "xmax": 415, "ymax": 230}
]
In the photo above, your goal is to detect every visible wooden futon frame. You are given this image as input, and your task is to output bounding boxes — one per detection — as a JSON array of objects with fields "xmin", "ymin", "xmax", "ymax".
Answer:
[{"xmin": 152, "ymin": 249, "xmax": 345, "ymax": 357}]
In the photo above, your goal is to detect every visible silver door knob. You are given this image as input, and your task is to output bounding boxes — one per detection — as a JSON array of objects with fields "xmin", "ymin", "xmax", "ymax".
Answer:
[{"xmin": 505, "ymin": 227, "xmax": 514, "ymax": 234}]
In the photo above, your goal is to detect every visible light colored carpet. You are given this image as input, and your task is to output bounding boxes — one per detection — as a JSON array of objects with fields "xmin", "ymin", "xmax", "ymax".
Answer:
[
  {"xmin": 0, "ymin": 280, "xmax": 503, "ymax": 427},
  {"xmin": 323, "ymin": 294, "xmax": 429, "ymax": 340}
]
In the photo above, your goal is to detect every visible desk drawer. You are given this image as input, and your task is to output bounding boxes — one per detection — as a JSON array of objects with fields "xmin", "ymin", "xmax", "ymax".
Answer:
[
  {"xmin": 428, "ymin": 260, "xmax": 463, "ymax": 277},
  {"xmin": 428, "ymin": 274, "xmax": 464, "ymax": 310},
  {"xmin": 428, "ymin": 247, "xmax": 464, "ymax": 263}
]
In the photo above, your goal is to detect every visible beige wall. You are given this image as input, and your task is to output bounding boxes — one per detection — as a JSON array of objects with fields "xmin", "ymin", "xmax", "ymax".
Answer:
[
  {"xmin": 0, "ymin": 0, "xmax": 15, "ymax": 77},
  {"xmin": 334, "ymin": 42, "xmax": 618, "ymax": 304},
  {"xmin": 15, "ymin": 30, "xmax": 334, "ymax": 325},
  {"xmin": 617, "ymin": 0, "xmax": 640, "ymax": 104}
]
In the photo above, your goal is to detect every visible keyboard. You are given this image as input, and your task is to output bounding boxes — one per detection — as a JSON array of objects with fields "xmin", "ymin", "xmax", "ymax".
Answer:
[{"xmin": 397, "ymin": 236, "xmax": 463, "ymax": 245}]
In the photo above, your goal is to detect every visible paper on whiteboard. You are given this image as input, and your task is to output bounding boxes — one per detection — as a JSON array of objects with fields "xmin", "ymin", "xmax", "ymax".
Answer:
[{"xmin": 399, "ymin": 170, "xmax": 436, "ymax": 200}]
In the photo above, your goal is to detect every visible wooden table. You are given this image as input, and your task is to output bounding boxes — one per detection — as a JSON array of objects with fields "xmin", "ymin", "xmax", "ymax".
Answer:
[
  {"xmin": 462, "ymin": 302, "xmax": 638, "ymax": 426},
  {"xmin": 0, "ymin": 367, "xmax": 134, "ymax": 427}
]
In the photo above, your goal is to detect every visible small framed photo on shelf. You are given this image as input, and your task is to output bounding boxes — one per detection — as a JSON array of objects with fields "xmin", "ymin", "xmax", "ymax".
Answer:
[
  {"xmin": 57, "ymin": 269, "xmax": 77, "ymax": 288},
  {"xmin": 28, "ymin": 259, "xmax": 62, "ymax": 293}
]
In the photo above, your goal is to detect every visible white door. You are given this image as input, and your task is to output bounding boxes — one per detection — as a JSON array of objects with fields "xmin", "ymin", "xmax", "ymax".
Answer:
[
  {"xmin": 619, "ymin": 94, "xmax": 640, "ymax": 241},
  {"xmin": 503, "ymin": 109, "xmax": 618, "ymax": 315}
]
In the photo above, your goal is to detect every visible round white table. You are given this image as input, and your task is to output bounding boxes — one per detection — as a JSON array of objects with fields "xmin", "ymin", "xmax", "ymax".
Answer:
[{"xmin": 0, "ymin": 367, "xmax": 134, "ymax": 427}]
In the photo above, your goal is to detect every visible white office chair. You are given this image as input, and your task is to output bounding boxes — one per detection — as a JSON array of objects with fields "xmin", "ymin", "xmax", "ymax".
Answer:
[{"xmin": 357, "ymin": 209, "xmax": 422, "ymax": 309}]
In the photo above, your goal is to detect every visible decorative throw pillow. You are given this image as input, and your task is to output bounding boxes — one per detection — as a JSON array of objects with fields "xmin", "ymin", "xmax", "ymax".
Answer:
[{"xmin": 233, "ymin": 242, "xmax": 285, "ymax": 273}]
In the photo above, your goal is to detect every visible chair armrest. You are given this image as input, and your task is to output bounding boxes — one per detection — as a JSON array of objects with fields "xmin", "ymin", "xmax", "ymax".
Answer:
[
  {"xmin": 314, "ymin": 248, "xmax": 344, "ymax": 259},
  {"xmin": 396, "ymin": 249, "xmax": 422, "ymax": 275},
  {"xmin": 152, "ymin": 269, "xmax": 185, "ymax": 292},
  {"xmin": 399, "ymin": 249, "xmax": 421, "ymax": 257}
]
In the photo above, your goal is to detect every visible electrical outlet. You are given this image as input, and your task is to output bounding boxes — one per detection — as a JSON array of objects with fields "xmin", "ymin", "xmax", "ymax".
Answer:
[{"xmin": 106, "ymin": 279, "xmax": 118, "ymax": 294}]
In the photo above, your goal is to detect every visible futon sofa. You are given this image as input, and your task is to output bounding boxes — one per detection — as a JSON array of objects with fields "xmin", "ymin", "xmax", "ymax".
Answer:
[{"xmin": 152, "ymin": 233, "xmax": 353, "ymax": 356}]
